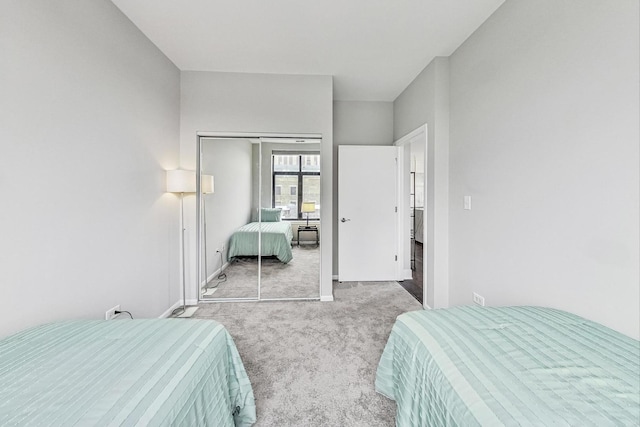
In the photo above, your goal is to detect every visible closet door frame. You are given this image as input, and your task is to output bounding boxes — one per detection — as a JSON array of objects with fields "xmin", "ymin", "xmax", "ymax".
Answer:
[{"xmin": 196, "ymin": 131, "xmax": 323, "ymax": 304}]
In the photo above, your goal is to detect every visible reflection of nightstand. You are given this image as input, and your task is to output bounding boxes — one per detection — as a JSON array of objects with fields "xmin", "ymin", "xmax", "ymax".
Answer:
[{"xmin": 297, "ymin": 225, "xmax": 319, "ymax": 246}]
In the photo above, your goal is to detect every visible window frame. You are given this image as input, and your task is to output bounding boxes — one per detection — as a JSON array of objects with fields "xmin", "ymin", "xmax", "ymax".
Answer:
[{"xmin": 272, "ymin": 152, "xmax": 320, "ymax": 220}]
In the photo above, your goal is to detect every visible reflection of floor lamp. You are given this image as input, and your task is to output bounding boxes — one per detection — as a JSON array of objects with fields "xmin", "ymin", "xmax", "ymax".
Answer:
[
  {"xmin": 166, "ymin": 169, "xmax": 198, "ymax": 318},
  {"xmin": 200, "ymin": 175, "xmax": 214, "ymax": 289}
]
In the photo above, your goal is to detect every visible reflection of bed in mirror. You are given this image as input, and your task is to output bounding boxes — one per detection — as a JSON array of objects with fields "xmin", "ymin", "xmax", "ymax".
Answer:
[{"xmin": 228, "ymin": 221, "xmax": 294, "ymax": 263}]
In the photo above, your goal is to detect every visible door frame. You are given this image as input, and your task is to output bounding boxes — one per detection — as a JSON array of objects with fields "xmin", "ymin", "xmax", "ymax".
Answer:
[{"xmin": 394, "ymin": 125, "xmax": 429, "ymax": 309}]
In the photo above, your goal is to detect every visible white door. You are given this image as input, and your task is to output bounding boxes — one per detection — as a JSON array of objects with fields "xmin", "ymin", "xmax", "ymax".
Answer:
[{"xmin": 338, "ymin": 145, "xmax": 398, "ymax": 281}]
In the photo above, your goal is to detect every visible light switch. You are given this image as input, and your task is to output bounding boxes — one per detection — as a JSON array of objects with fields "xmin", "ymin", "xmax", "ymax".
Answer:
[{"xmin": 464, "ymin": 196, "xmax": 472, "ymax": 210}]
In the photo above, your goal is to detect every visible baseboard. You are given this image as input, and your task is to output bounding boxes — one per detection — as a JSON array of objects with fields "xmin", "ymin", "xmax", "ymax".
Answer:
[
  {"xmin": 320, "ymin": 295, "xmax": 334, "ymax": 302},
  {"xmin": 332, "ymin": 275, "xmax": 339, "ymax": 281},
  {"xmin": 186, "ymin": 298, "xmax": 198, "ymax": 306},
  {"xmin": 423, "ymin": 303, "xmax": 432, "ymax": 310},
  {"xmin": 403, "ymin": 269, "xmax": 413, "ymax": 280},
  {"xmin": 159, "ymin": 300, "xmax": 182, "ymax": 318}
]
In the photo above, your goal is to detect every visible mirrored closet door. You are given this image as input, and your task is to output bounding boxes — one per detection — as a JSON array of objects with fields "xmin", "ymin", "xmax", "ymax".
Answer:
[
  {"xmin": 198, "ymin": 135, "xmax": 321, "ymax": 302},
  {"xmin": 199, "ymin": 137, "xmax": 259, "ymax": 300},
  {"xmin": 258, "ymin": 138, "xmax": 321, "ymax": 300}
]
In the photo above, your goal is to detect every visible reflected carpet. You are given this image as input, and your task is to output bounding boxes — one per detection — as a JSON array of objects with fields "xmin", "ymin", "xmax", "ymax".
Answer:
[{"xmin": 204, "ymin": 245, "xmax": 320, "ymax": 299}]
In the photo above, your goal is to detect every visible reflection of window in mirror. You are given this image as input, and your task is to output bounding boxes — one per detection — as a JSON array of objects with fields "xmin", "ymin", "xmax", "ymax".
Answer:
[{"xmin": 272, "ymin": 153, "xmax": 320, "ymax": 220}]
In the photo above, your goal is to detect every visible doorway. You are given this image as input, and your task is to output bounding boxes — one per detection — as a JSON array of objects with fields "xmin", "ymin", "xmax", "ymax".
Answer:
[{"xmin": 395, "ymin": 125, "xmax": 428, "ymax": 308}]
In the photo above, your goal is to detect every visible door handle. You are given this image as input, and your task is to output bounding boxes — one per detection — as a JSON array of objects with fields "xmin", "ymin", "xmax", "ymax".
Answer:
[{"xmin": 340, "ymin": 218, "xmax": 351, "ymax": 223}]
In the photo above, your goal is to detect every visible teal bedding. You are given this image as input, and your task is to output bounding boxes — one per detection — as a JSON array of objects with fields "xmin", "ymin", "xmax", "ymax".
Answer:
[
  {"xmin": 228, "ymin": 222, "xmax": 293, "ymax": 263},
  {"xmin": 0, "ymin": 319, "xmax": 256, "ymax": 426},
  {"xmin": 376, "ymin": 306, "xmax": 640, "ymax": 426}
]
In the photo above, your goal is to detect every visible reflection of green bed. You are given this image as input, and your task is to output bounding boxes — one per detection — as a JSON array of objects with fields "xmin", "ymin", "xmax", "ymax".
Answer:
[
  {"xmin": 228, "ymin": 222, "xmax": 293, "ymax": 263},
  {"xmin": 0, "ymin": 319, "xmax": 256, "ymax": 426},
  {"xmin": 376, "ymin": 306, "xmax": 640, "ymax": 426}
]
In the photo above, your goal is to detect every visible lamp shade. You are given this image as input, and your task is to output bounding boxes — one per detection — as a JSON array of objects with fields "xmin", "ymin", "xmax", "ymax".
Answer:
[
  {"xmin": 166, "ymin": 169, "xmax": 196, "ymax": 193},
  {"xmin": 201, "ymin": 175, "xmax": 214, "ymax": 194},
  {"xmin": 301, "ymin": 201, "xmax": 316, "ymax": 213}
]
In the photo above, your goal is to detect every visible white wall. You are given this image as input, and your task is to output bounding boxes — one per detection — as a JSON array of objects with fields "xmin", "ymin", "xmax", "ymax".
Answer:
[
  {"xmin": 180, "ymin": 71, "xmax": 334, "ymax": 299},
  {"xmin": 394, "ymin": 58, "xmax": 450, "ymax": 309},
  {"xmin": 333, "ymin": 101, "xmax": 394, "ymax": 146},
  {"xmin": 202, "ymin": 139, "xmax": 253, "ymax": 279},
  {"xmin": 333, "ymin": 101, "xmax": 394, "ymax": 275},
  {"xmin": 448, "ymin": 0, "xmax": 640, "ymax": 338},
  {"xmin": 0, "ymin": 1, "xmax": 181, "ymax": 338}
]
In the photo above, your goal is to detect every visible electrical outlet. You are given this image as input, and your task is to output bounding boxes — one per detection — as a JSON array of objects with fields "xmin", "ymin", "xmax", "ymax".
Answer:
[
  {"xmin": 105, "ymin": 305, "xmax": 121, "ymax": 320},
  {"xmin": 464, "ymin": 196, "xmax": 472, "ymax": 210},
  {"xmin": 472, "ymin": 292, "xmax": 485, "ymax": 307}
]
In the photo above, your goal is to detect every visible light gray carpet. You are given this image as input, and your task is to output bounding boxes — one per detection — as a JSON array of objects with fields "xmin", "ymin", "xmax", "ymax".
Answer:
[
  {"xmin": 203, "ymin": 245, "xmax": 320, "ymax": 299},
  {"xmin": 193, "ymin": 280, "xmax": 422, "ymax": 426}
]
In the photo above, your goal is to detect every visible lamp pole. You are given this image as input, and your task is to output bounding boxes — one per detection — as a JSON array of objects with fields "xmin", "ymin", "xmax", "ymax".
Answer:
[
  {"xmin": 166, "ymin": 169, "xmax": 197, "ymax": 318},
  {"xmin": 178, "ymin": 191, "xmax": 187, "ymax": 314}
]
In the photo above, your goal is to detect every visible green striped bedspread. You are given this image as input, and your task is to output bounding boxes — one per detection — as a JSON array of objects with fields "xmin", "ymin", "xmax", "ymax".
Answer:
[
  {"xmin": 228, "ymin": 222, "xmax": 293, "ymax": 263},
  {"xmin": 0, "ymin": 319, "xmax": 256, "ymax": 426},
  {"xmin": 376, "ymin": 306, "xmax": 640, "ymax": 426}
]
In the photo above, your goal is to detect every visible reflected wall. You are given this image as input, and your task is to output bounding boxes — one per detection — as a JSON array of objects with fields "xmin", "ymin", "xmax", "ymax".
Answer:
[{"xmin": 200, "ymin": 138, "xmax": 257, "ymax": 299}]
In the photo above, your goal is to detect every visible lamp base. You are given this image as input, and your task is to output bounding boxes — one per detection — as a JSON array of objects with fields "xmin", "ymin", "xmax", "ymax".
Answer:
[{"xmin": 175, "ymin": 306, "xmax": 199, "ymax": 318}]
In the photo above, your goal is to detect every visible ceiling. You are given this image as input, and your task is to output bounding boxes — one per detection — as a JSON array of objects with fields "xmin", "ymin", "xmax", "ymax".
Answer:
[{"xmin": 110, "ymin": 0, "xmax": 504, "ymax": 101}]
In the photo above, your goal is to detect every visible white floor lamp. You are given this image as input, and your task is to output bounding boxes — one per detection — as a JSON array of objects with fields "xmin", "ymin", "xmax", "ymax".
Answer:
[{"xmin": 166, "ymin": 169, "xmax": 199, "ymax": 318}]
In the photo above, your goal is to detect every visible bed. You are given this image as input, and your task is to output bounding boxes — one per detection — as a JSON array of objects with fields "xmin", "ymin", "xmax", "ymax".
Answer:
[
  {"xmin": 227, "ymin": 221, "xmax": 293, "ymax": 264},
  {"xmin": 376, "ymin": 306, "xmax": 640, "ymax": 426},
  {"xmin": 0, "ymin": 319, "xmax": 256, "ymax": 426}
]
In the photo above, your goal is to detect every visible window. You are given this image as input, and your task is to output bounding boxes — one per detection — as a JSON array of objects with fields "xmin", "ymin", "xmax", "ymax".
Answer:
[{"xmin": 273, "ymin": 153, "xmax": 320, "ymax": 220}]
